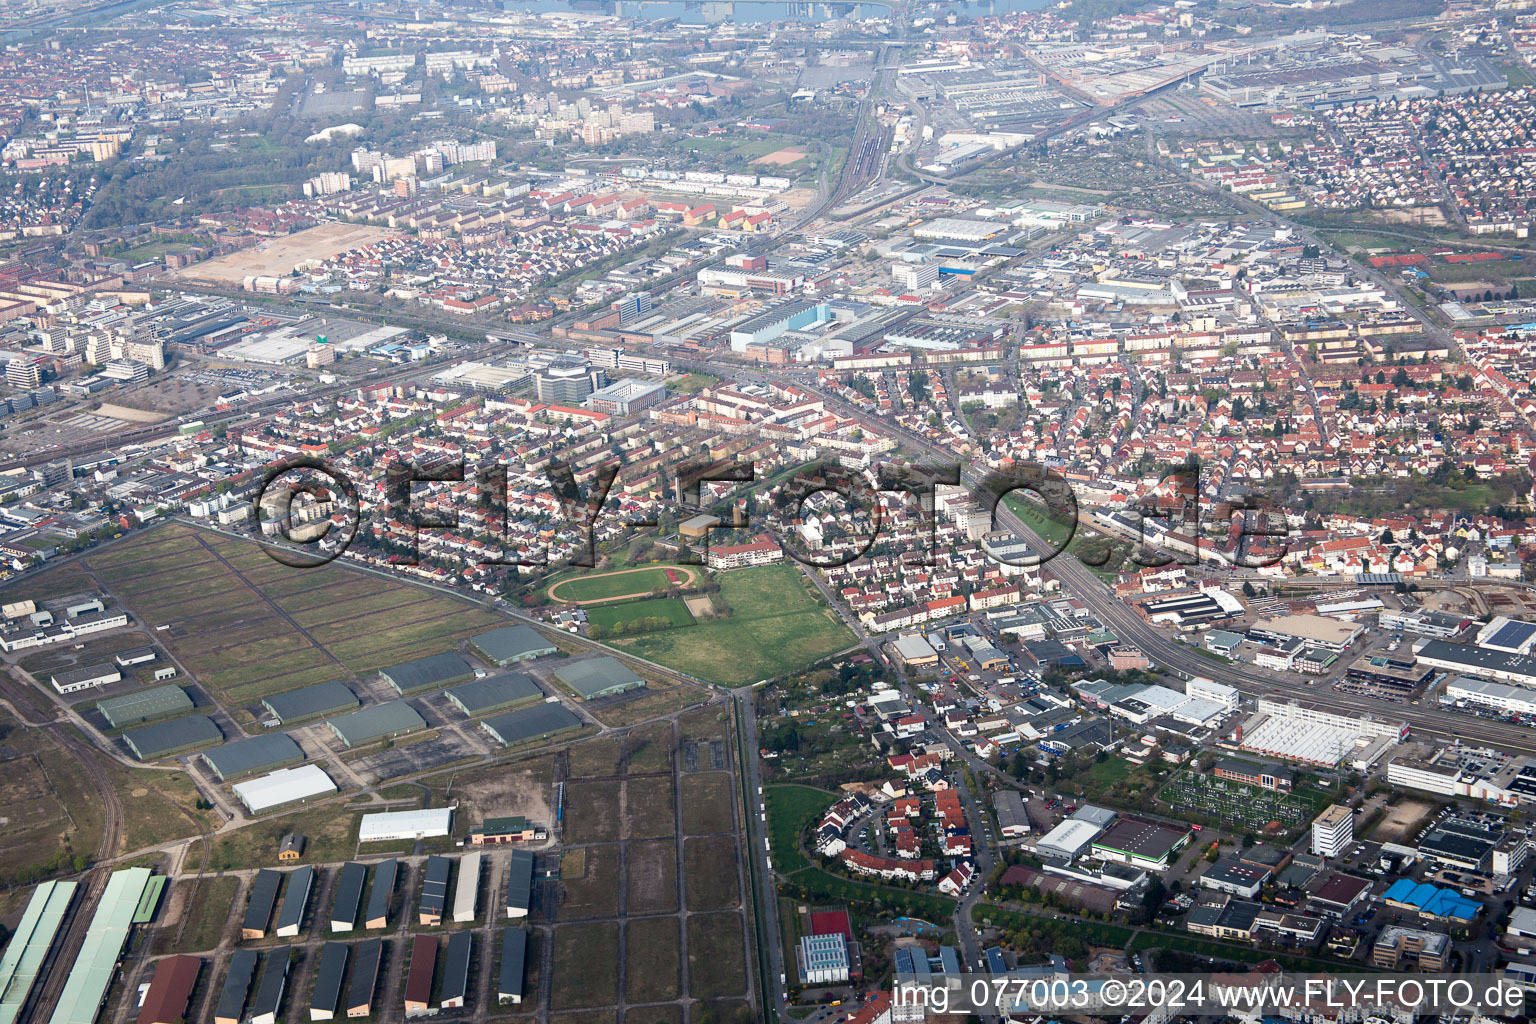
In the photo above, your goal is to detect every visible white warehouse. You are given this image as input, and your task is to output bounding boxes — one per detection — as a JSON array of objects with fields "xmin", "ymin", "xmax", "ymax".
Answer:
[{"xmin": 359, "ymin": 808, "xmax": 454, "ymax": 843}]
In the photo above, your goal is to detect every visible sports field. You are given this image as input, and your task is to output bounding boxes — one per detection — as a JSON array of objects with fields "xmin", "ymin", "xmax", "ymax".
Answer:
[
  {"xmin": 609, "ymin": 563, "xmax": 855, "ymax": 686},
  {"xmin": 586, "ymin": 596, "xmax": 695, "ymax": 633},
  {"xmin": 546, "ymin": 565, "xmax": 699, "ymax": 605}
]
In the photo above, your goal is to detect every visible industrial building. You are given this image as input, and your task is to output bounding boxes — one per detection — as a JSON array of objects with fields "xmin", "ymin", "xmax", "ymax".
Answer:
[
  {"xmin": 359, "ymin": 808, "xmax": 454, "ymax": 842},
  {"xmin": 498, "ymin": 927, "xmax": 529, "ymax": 1004},
  {"xmin": 727, "ymin": 300, "xmax": 831, "ymax": 351},
  {"xmin": 1090, "ymin": 817, "xmax": 1192, "ymax": 870},
  {"xmin": 447, "ymin": 673, "xmax": 543, "ymax": 716},
  {"xmin": 1249, "ymin": 615, "xmax": 1363, "ymax": 652},
  {"xmin": 0, "ymin": 880, "xmax": 77, "ymax": 1024},
  {"xmin": 246, "ymin": 949, "xmax": 290, "ymax": 1024},
  {"xmin": 1035, "ymin": 818, "xmax": 1103, "ymax": 861},
  {"xmin": 231, "ymin": 764, "xmax": 337, "ymax": 814},
  {"xmin": 419, "ymin": 855, "xmax": 451, "ymax": 925},
  {"xmin": 404, "ymin": 934, "xmax": 438, "ymax": 1017},
  {"xmin": 202, "ymin": 733, "xmax": 305, "ymax": 781},
  {"xmin": 47, "ymin": 868, "xmax": 156, "ymax": 1024},
  {"xmin": 330, "ymin": 862, "xmax": 367, "ymax": 932},
  {"xmin": 326, "ymin": 701, "xmax": 427, "ymax": 748},
  {"xmin": 481, "ymin": 703, "xmax": 583, "ymax": 746},
  {"xmin": 123, "ymin": 714, "xmax": 222, "ymax": 760},
  {"xmin": 95, "ymin": 684, "xmax": 192, "ymax": 729},
  {"xmin": 470, "ymin": 625, "xmax": 558, "ymax": 665},
  {"xmin": 553, "ymin": 657, "xmax": 646, "ymax": 700},
  {"xmin": 346, "ymin": 938, "xmax": 383, "ymax": 1017},
  {"xmin": 1443, "ymin": 675, "xmax": 1536, "ymax": 716},
  {"xmin": 50, "ymin": 662, "xmax": 122, "ymax": 694},
  {"xmin": 992, "ymin": 790, "xmax": 1030, "ymax": 838},
  {"xmin": 454, "ymin": 852, "xmax": 482, "ymax": 923},
  {"xmin": 1415, "ymin": 640, "xmax": 1536, "ymax": 687},
  {"xmin": 364, "ymin": 860, "xmax": 399, "ymax": 929},
  {"xmin": 275, "ymin": 866, "xmax": 313, "ymax": 938},
  {"xmin": 242, "ymin": 870, "xmax": 283, "ymax": 940},
  {"xmin": 380, "ymin": 652, "xmax": 477, "ymax": 695},
  {"xmin": 214, "ymin": 949, "xmax": 258, "ymax": 1024},
  {"xmin": 309, "ymin": 942, "xmax": 348, "ymax": 1021},
  {"xmin": 261, "ymin": 680, "xmax": 359, "ymax": 723},
  {"xmin": 506, "ymin": 849, "xmax": 535, "ymax": 918},
  {"xmin": 441, "ymin": 931, "xmax": 472, "ymax": 1009},
  {"xmin": 136, "ymin": 954, "xmax": 200, "ymax": 1024}
]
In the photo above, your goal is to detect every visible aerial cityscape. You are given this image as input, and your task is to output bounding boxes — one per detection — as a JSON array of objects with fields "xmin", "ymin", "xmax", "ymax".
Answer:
[{"xmin": 7, "ymin": 0, "xmax": 1536, "ymax": 1021}]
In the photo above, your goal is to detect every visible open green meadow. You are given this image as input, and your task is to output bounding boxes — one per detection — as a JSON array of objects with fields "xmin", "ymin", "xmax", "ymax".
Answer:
[{"xmin": 609, "ymin": 564, "xmax": 855, "ymax": 686}]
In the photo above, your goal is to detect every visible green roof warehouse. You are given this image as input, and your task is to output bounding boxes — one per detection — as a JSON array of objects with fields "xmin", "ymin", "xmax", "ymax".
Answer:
[
  {"xmin": 201, "ymin": 733, "xmax": 306, "ymax": 781},
  {"xmin": 447, "ymin": 674, "xmax": 543, "ymax": 717},
  {"xmin": 326, "ymin": 701, "xmax": 427, "ymax": 748},
  {"xmin": 553, "ymin": 657, "xmax": 645, "ymax": 701},
  {"xmin": 96, "ymin": 684, "xmax": 193, "ymax": 729},
  {"xmin": 262, "ymin": 680, "xmax": 360, "ymax": 724},
  {"xmin": 123, "ymin": 714, "xmax": 222, "ymax": 760},
  {"xmin": 379, "ymin": 653, "xmax": 476, "ymax": 696},
  {"xmin": 470, "ymin": 625, "xmax": 558, "ymax": 666},
  {"xmin": 480, "ymin": 704, "xmax": 583, "ymax": 746}
]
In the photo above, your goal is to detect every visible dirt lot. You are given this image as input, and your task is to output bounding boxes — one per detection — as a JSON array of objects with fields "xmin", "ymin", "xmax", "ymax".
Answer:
[
  {"xmin": 174, "ymin": 223, "xmax": 396, "ymax": 283},
  {"xmin": 449, "ymin": 758, "xmax": 555, "ymax": 827},
  {"xmin": 1370, "ymin": 797, "xmax": 1434, "ymax": 842}
]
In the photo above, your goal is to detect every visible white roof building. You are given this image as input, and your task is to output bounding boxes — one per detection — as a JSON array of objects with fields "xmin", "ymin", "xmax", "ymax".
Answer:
[
  {"xmin": 359, "ymin": 807, "xmax": 454, "ymax": 842},
  {"xmin": 232, "ymin": 764, "xmax": 337, "ymax": 814},
  {"xmin": 1036, "ymin": 818, "xmax": 1103, "ymax": 861}
]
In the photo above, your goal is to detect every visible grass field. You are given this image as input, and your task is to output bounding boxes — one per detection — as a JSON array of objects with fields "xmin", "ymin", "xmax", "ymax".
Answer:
[
  {"xmin": 0, "ymin": 712, "xmax": 106, "ymax": 884},
  {"xmin": 681, "ymin": 774, "xmax": 735, "ymax": 835},
  {"xmin": 684, "ymin": 836, "xmax": 741, "ymax": 911},
  {"xmin": 547, "ymin": 566, "xmax": 689, "ymax": 604},
  {"xmin": 624, "ymin": 777, "xmax": 677, "ymax": 840},
  {"xmin": 153, "ymin": 876, "xmax": 238, "ymax": 954},
  {"xmin": 686, "ymin": 912, "xmax": 748, "ymax": 1000},
  {"xmin": 764, "ymin": 784, "xmax": 834, "ymax": 876},
  {"xmin": 586, "ymin": 596, "xmax": 695, "ymax": 633},
  {"xmin": 564, "ymin": 780, "xmax": 622, "ymax": 844},
  {"xmin": 626, "ymin": 917, "xmax": 682, "ymax": 1003},
  {"xmin": 627, "ymin": 840, "xmax": 678, "ymax": 915},
  {"xmin": 561, "ymin": 843, "xmax": 620, "ymax": 919},
  {"xmin": 611, "ymin": 564, "xmax": 855, "ymax": 686},
  {"xmin": 551, "ymin": 922, "xmax": 620, "ymax": 1010}
]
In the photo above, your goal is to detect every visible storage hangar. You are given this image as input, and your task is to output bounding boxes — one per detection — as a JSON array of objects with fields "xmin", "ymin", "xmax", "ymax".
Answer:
[
  {"xmin": 419, "ymin": 855, "xmax": 451, "ymax": 925},
  {"xmin": 96, "ymin": 684, "xmax": 192, "ymax": 729},
  {"xmin": 1035, "ymin": 818, "xmax": 1102, "ymax": 861},
  {"xmin": 498, "ymin": 927, "xmax": 529, "ymax": 1004},
  {"xmin": 404, "ymin": 934, "xmax": 437, "ymax": 1016},
  {"xmin": 275, "ymin": 866, "xmax": 313, "ymax": 938},
  {"xmin": 553, "ymin": 657, "xmax": 646, "ymax": 700},
  {"xmin": 359, "ymin": 808, "xmax": 453, "ymax": 843},
  {"xmin": 380, "ymin": 652, "xmax": 476, "ymax": 696},
  {"xmin": 214, "ymin": 949, "xmax": 258, "ymax": 1024},
  {"xmin": 1090, "ymin": 816, "xmax": 1193, "ymax": 870},
  {"xmin": 454, "ymin": 852, "xmax": 482, "ymax": 923},
  {"xmin": 330, "ymin": 862, "xmax": 367, "ymax": 932},
  {"xmin": 505, "ymin": 849, "xmax": 535, "ymax": 918},
  {"xmin": 136, "ymin": 954, "xmax": 200, "ymax": 1024},
  {"xmin": 246, "ymin": 949, "xmax": 289, "ymax": 1024},
  {"xmin": 346, "ymin": 938, "xmax": 383, "ymax": 1017},
  {"xmin": 470, "ymin": 625, "xmax": 558, "ymax": 666},
  {"xmin": 47, "ymin": 867, "xmax": 155, "ymax": 1024},
  {"xmin": 481, "ymin": 703, "xmax": 583, "ymax": 746},
  {"xmin": 231, "ymin": 764, "xmax": 336, "ymax": 814},
  {"xmin": 309, "ymin": 942, "xmax": 348, "ymax": 1021},
  {"xmin": 242, "ymin": 870, "xmax": 283, "ymax": 940},
  {"xmin": 441, "ymin": 931, "xmax": 472, "ymax": 1009},
  {"xmin": 0, "ymin": 880, "xmax": 78, "ymax": 1024},
  {"xmin": 261, "ymin": 680, "xmax": 359, "ymax": 724},
  {"xmin": 50, "ymin": 662, "xmax": 121, "ymax": 695},
  {"xmin": 365, "ymin": 860, "xmax": 398, "ymax": 929},
  {"xmin": 123, "ymin": 714, "xmax": 221, "ymax": 760},
  {"xmin": 447, "ymin": 673, "xmax": 542, "ymax": 716},
  {"xmin": 202, "ymin": 733, "xmax": 305, "ymax": 781},
  {"xmin": 326, "ymin": 701, "xmax": 426, "ymax": 748}
]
